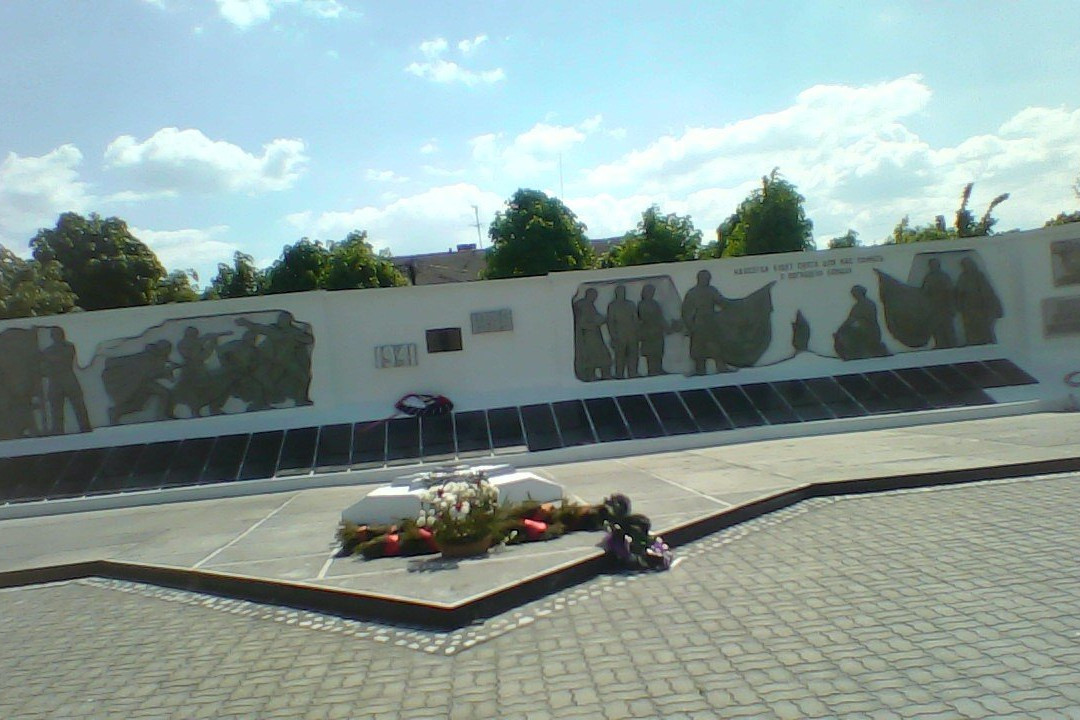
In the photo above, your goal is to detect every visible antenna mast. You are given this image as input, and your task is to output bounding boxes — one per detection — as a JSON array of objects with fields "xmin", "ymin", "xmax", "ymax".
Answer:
[{"xmin": 471, "ymin": 205, "xmax": 484, "ymax": 249}]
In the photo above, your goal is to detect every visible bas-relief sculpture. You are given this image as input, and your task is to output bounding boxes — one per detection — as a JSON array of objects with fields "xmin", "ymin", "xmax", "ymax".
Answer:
[
  {"xmin": 571, "ymin": 250, "xmax": 1005, "ymax": 382},
  {"xmin": 683, "ymin": 270, "xmax": 774, "ymax": 372},
  {"xmin": 572, "ymin": 272, "xmax": 775, "ymax": 381},
  {"xmin": 833, "ymin": 285, "xmax": 889, "ymax": 360},
  {"xmin": 875, "ymin": 251, "xmax": 1002, "ymax": 350},
  {"xmin": 98, "ymin": 310, "xmax": 314, "ymax": 425},
  {"xmin": 0, "ymin": 310, "xmax": 314, "ymax": 441},
  {"xmin": 0, "ymin": 326, "xmax": 92, "ymax": 441}
]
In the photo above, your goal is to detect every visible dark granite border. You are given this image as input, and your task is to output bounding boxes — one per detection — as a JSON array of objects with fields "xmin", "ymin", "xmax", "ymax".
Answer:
[{"xmin": 3, "ymin": 456, "xmax": 1079, "ymax": 630}]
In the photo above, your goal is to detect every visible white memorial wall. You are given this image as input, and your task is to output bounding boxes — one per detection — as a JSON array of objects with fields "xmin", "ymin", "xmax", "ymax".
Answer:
[{"xmin": 2, "ymin": 222, "xmax": 1079, "ymax": 458}]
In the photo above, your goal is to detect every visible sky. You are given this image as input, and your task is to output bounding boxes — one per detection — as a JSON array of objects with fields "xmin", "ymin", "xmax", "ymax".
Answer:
[{"xmin": 2, "ymin": 1, "xmax": 1079, "ymax": 286}]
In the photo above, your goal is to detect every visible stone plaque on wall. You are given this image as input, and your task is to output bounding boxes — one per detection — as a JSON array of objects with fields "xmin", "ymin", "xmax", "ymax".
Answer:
[
  {"xmin": 1051, "ymin": 240, "xmax": 1080, "ymax": 287},
  {"xmin": 375, "ymin": 343, "xmax": 418, "ymax": 368},
  {"xmin": 1043, "ymin": 296, "xmax": 1080, "ymax": 337},
  {"xmin": 471, "ymin": 308, "xmax": 513, "ymax": 334},
  {"xmin": 426, "ymin": 328, "xmax": 464, "ymax": 353}
]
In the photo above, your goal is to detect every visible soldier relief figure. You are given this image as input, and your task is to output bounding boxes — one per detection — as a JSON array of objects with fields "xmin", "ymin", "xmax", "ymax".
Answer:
[
  {"xmin": 572, "ymin": 273, "xmax": 773, "ymax": 380},
  {"xmin": 42, "ymin": 327, "xmax": 91, "ymax": 434},
  {"xmin": 637, "ymin": 284, "xmax": 677, "ymax": 376},
  {"xmin": 101, "ymin": 310, "xmax": 315, "ymax": 425},
  {"xmin": 103, "ymin": 339, "xmax": 177, "ymax": 424},
  {"xmin": 833, "ymin": 285, "xmax": 889, "ymax": 360},
  {"xmin": 921, "ymin": 258, "xmax": 957, "ymax": 349},
  {"xmin": 607, "ymin": 285, "xmax": 639, "ymax": 379},
  {"xmin": 681, "ymin": 269, "xmax": 731, "ymax": 375},
  {"xmin": 875, "ymin": 252, "xmax": 1003, "ymax": 352},
  {"xmin": 955, "ymin": 257, "xmax": 1002, "ymax": 345},
  {"xmin": 573, "ymin": 288, "xmax": 612, "ymax": 381}
]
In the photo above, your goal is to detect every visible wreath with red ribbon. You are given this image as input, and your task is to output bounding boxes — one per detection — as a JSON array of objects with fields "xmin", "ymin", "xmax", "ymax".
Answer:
[{"xmin": 394, "ymin": 393, "xmax": 454, "ymax": 417}]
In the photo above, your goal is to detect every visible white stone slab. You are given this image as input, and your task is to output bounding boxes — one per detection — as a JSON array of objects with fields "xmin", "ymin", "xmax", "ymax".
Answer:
[{"xmin": 341, "ymin": 465, "xmax": 563, "ymax": 525}]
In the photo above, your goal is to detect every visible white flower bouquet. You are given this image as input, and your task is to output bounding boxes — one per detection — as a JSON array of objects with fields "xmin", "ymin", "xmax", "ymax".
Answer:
[{"xmin": 417, "ymin": 470, "xmax": 500, "ymax": 546}]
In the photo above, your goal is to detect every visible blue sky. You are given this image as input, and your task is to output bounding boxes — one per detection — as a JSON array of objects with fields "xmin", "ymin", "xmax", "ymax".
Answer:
[{"xmin": 2, "ymin": 1, "xmax": 1079, "ymax": 285}]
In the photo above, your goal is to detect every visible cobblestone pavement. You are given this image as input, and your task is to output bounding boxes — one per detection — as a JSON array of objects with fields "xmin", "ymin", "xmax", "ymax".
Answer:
[{"xmin": 3, "ymin": 474, "xmax": 1080, "ymax": 719}]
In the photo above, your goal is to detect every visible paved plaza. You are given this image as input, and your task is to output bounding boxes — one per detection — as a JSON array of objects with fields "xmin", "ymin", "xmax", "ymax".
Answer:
[{"xmin": 3, "ymin": 469, "xmax": 1080, "ymax": 719}]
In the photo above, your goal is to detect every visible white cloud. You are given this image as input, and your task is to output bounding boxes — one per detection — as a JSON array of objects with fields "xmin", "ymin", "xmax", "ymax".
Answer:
[
  {"xmin": 468, "ymin": 116, "xmax": 601, "ymax": 182},
  {"xmin": 0, "ymin": 145, "xmax": 92, "ymax": 246},
  {"xmin": 419, "ymin": 37, "xmax": 448, "ymax": 58},
  {"xmin": 131, "ymin": 225, "xmax": 237, "ymax": 275},
  {"xmin": 104, "ymin": 127, "xmax": 308, "ymax": 195},
  {"xmin": 457, "ymin": 34, "xmax": 488, "ymax": 54},
  {"xmin": 365, "ymin": 168, "xmax": 408, "ymax": 184},
  {"xmin": 419, "ymin": 140, "xmax": 439, "ymax": 155},
  {"xmin": 585, "ymin": 75, "xmax": 934, "ymax": 194},
  {"xmin": 285, "ymin": 78, "xmax": 1080, "ymax": 262},
  {"xmin": 577, "ymin": 75, "xmax": 1080, "ymax": 244},
  {"xmin": 303, "ymin": 0, "xmax": 346, "ymax": 19},
  {"xmin": 422, "ymin": 165, "xmax": 465, "ymax": 178},
  {"xmin": 405, "ymin": 60, "xmax": 505, "ymax": 87},
  {"xmin": 579, "ymin": 114, "xmax": 603, "ymax": 134},
  {"xmin": 284, "ymin": 183, "xmax": 504, "ymax": 254},
  {"xmin": 214, "ymin": 0, "xmax": 350, "ymax": 29},
  {"xmin": 215, "ymin": 0, "xmax": 272, "ymax": 28},
  {"xmin": 405, "ymin": 35, "xmax": 504, "ymax": 87}
]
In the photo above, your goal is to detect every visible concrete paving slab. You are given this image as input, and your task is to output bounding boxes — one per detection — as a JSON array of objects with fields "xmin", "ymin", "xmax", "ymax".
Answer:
[
  {"xmin": 314, "ymin": 537, "xmax": 601, "ymax": 604},
  {"xmin": 6, "ymin": 471, "xmax": 1080, "ymax": 719},
  {"xmin": 199, "ymin": 554, "xmax": 334, "ymax": 582},
  {"xmin": 2, "ymin": 411, "xmax": 1080, "ymax": 611}
]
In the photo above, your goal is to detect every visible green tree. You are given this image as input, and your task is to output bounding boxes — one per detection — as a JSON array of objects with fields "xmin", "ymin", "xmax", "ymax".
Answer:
[
  {"xmin": 827, "ymin": 229, "xmax": 861, "ymax": 249},
  {"xmin": 323, "ymin": 231, "xmax": 407, "ymax": 290},
  {"xmin": 156, "ymin": 269, "xmax": 200, "ymax": 303},
  {"xmin": 1045, "ymin": 175, "xmax": 1080, "ymax": 226},
  {"xmin": 888, "ymin": 183, "xmax": 1010, "ymax": 244},
  {"xmin": 266, "ymin": 238, "xmax": 330, "ymax": 294},
  {"xmin": 602, "ymin": 205, "xmax": 702, "ymax": 267},
  {"xmin": 263, "ymin": 232, "xmax": 407, "ymax": 294},
  {"xmin": 955, "ymin": 182, "xmax": 1010, "ymax": 237},
  {"xmin": 1045, "ymin": 211, "xmax": 1080, "ymax": 226},
  {"xmin": 888, "ymin": 215, "xmax": 953, "ymax": 244},
  {"xmin": 205, "ymin": 251, "xmax": 266, "ymax": 299},
  {"xmin": 709, "ymin": 169, "xmax": 814, "ymax": 257},
  {"xmin": 0, "ymin": 246, "xmax": 77, "ymax": 319},
  {"xmin": 482, "ymin": 189, "xmax": 594, "ymax": 279},
  {"xmin": 30, "ymin": 212, "xmax": 166, "ymax": 310}
]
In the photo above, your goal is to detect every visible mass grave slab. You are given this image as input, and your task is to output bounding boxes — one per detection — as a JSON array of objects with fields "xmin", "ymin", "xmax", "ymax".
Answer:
[{"xmin": 341, "ymin": 463, "xmax": 564, "ymax": 525}]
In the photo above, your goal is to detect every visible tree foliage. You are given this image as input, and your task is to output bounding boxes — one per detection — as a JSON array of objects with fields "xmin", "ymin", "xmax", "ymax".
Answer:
[
  {"xmin": 889, "ymin": 183, "xmax": 1010, "ymax": 244},
  {"xmin": 827, "ymin": 229, "xmax": 861, "ymax": 250},
  {"xmin": 482, "ymin": 189, "xmax": 594, "ymax": 279},
  {"xmin": 322, "ymin": 231, "xmax": 407, "ymax": 290},
  {"xmin": 30, "ymin": 212, "xmax": 166, "ymax": 310},
  {"xmin": 0, "ymin": 246, "xmax": 77, "ymax": 319},
  {"xmin": 1045, "ymin": 175, "xmax": 1080, "ymax": 226},
  {"xmin": 266, "ymin": 238, "xmax": 329, "ymax": 294},
  {"xmin": 602, "ymin": 205, "xmax": 702, "ymax": 267},
  {"xmin": 955, "ymin": 182, "xmax": 1010, "ymax": 237},
  {"xmin": 707, "ymin": 169, "xmax": 814, "ymax": 257},
  {"xmin": 205, "ymin": 251, "xmax": 266, "ymax": 299},
  {"xmin": 1045, "ymin": 211, "xmax": 1080, "ymax": 226},
  {"xmin": 156, "ymin": 269, "xmax": 200, "ymax": 304},
  {"xmin": 265, "ymin": 231, "xmax": 406, "ymax": 294}
]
